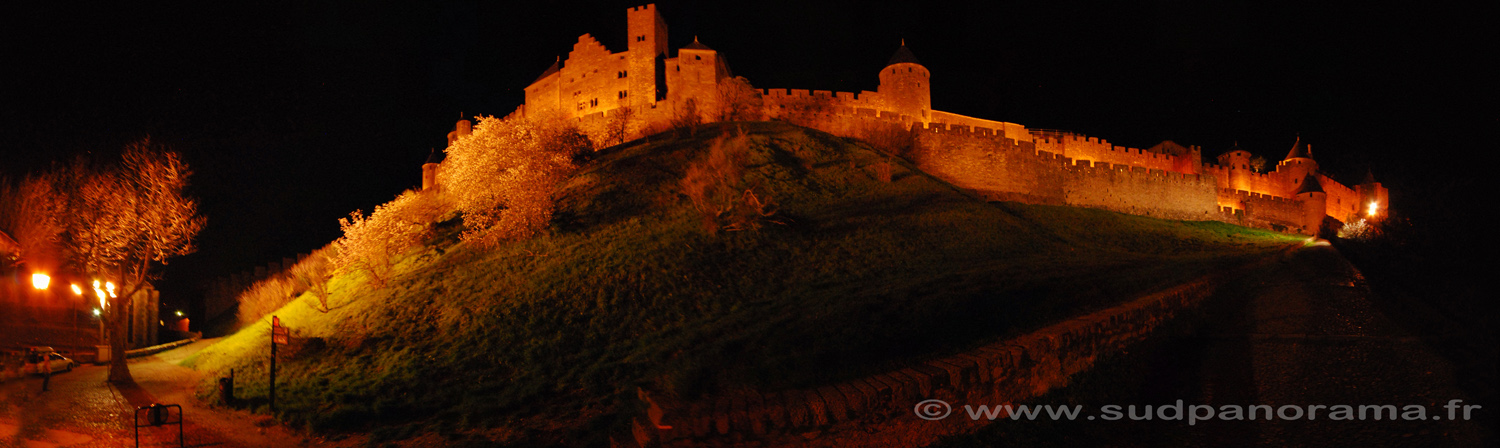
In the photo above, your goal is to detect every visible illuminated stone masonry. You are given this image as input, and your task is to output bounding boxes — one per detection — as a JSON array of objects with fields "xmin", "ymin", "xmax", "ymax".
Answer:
[{"xmin": 482, "ymin": 4, "xmax": 1388, "ymax": 235}]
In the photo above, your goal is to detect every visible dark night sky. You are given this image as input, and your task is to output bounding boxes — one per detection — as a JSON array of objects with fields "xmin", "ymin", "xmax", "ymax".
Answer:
[{"xmin": 3, "ymin": 1, "xmax": 1495, "ymax": 312}]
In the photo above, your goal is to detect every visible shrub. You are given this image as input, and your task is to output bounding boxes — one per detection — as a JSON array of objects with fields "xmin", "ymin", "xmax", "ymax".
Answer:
[
  {"xmin": 236, "ymin": 274, "xmax": 300, "ymax": 328},
  {"xmin": 680, "ymin": 129, "xmax": 782, "ymax": 233},
  {"xmin": 1336, "ymin": 218, "xmax": 1382, "ymax": 241},
  {"xmin": 289, "ymin": 246, "xmax": 336, "ymax": 312}
]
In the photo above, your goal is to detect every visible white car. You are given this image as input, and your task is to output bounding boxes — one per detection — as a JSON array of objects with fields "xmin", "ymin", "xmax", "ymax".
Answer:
[{"xmin": 21, "ymin": 349, "xmax": 77, "ymax": 375}]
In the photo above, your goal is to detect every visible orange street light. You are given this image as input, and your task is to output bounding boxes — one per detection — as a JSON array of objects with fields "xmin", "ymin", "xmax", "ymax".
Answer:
[
  {"xmin": 93, "ymin": 280, "xmax": 108, "ymax": 309},
  {"xmin": 31, "ymin": 273, "xmax": 51, "ymax": 290},
  {"xmin": 1366, "ymin": 201, "xmax": 1379, "ymax": 217},
  {"xmin": 71, "ymin": 284, "xmax": 84, "ymax": 296},
  {"xmin": 105, "ymin": 281, "xmax": 117, "ymax": 298}
]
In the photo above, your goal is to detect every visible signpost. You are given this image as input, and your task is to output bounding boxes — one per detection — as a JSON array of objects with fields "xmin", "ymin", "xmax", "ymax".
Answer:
[{"xmin": 270, "ymin": 316, "xmax": 288, "ymax": 413}]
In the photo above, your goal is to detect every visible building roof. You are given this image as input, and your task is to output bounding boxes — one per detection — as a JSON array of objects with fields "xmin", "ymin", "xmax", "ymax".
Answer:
[
  {"xmin": 1285, "ymin": 135, "xmax": 1312, "ymax": 160},
  {"xmin": 682, "ymin": 36, "xmax": 713, "ymax": 51},
  {"xmin": 887, "ymin": 40, "xmax": 922, "ymax": 66},
  {"xmin": 1362, "ymin": 168, "xmax": 1376, "ymax": 185},
  {"xmin": 533, "ymin": 57, "xmax": 560, "ymax": 84},
  {"xmin": 1295, "ymin": 174, "xmax": 1324, "ymax": 195}
]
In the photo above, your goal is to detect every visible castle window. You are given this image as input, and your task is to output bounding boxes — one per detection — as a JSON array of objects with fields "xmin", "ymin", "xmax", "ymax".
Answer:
[
  {"xmin": 591, "ymin": 99, "xmax": 599, "ymax": 107},
  {"xmin": 695, "ymin": 55, "xmax": 701, "ymax": 60},
  {"xmin": 637, "ymin": 35, "xmax": 645, "ymax": 42}
]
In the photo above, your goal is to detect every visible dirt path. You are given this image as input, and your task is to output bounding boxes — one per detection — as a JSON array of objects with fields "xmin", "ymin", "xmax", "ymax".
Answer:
[{"xmin": 1, "ymin": 338, "xmax": 348, "ymax": 447}]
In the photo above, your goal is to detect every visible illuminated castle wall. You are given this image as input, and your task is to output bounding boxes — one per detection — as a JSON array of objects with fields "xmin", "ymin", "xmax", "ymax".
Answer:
[{"xmin": 490, "ymin": 4, "xmax": 1388, "ymax": 235}]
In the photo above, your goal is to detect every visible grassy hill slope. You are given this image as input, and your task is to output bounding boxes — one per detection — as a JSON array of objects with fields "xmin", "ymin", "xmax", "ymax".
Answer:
[{"xmin": 184, "ymin": 122, "xmax": 1299, "ymax": 444}]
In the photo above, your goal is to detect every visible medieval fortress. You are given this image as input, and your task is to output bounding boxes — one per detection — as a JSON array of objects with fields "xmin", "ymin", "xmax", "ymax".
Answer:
[{"xmin": 438, "ymin": 4, "xmax": 1388, "ymax": 235}]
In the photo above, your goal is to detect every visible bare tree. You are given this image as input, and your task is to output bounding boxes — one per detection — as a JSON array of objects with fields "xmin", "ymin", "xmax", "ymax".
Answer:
[
  {"xmin": 670, "ymin": 99, "xmax": 703, "ymax": 136},
  {"xmin": 1250, "ymin": 155, "xmax": 1269, "ymax": 173},
  {"xmin": 62, "ymin": 139, "xmax": 206, "ymax": 383},
  {"xmin": 605, "ymin": 106, "xmax": 635, "ymax": 146},
  {"xmin": 716, "ymin": 76, "xmax": 763, "ymax": 122}
]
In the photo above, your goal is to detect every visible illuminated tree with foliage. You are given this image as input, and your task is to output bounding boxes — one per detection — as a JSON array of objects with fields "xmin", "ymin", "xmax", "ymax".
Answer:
[
  {"xmin": 333, "ymin": 189, "xmax": 443, "ymax": 288},
  {"xmin": 0, "ymin": 173, "xmax": 65, "ymax": 269},
  {"xmin": 61, "ymin": 139, "xmax": 206, "ymax": 383},
  {"xmin": 438, "ymin": 115, "xmax": 588, "ymax": 247}
]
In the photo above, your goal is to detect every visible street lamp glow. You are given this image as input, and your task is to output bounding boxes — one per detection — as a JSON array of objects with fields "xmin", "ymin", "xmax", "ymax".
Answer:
[
  {"xmin": 1367, "ymin": 201, "xmax": 1379, "ymax": 217},
  {"xmin": 31, "ymin": 273, "xmax": 50, "ymax": 290},
  {"xmin": 105, "ymin": 281, "xmax": 117, "ymax": 298},
  {"xmin": 175, "ymin": 310, "xmax": 183, "ymax": 317},
  {"xmin": 71, "ymin": 284, "xmax": 84, "ymax": 296},
  {"xmin": 92, "ymin": 308, "xmax": 101, "ymax": 317},
  {"xmin": 92, "ymin": 280, "xmax": 107, "ymax": 308}
]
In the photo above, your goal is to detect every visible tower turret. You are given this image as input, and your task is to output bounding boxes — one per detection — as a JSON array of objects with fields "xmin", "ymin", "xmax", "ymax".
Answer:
[
  {"xmin": 1278, "ymin": 135, "xmax": 1319, "ymax": 198},
  {"xmin": 877, "ymin": 40, "xmax": 931, "ymax": 121},
  {"xmin": 1217, "ymin": 143, "xmax": 1254, "ymax": 192}
]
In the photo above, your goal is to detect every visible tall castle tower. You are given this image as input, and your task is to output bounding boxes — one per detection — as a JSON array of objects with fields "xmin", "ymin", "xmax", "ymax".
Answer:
[
  {"xmin": 877, "ymin": 41, "xmax": 931, "ymax": 121},
  {"xmin": 1356, "ymin": 169, "xmax": 1389, "ymax": 219},
  {"xmin": 626, "ymin": 4, "xmax": 668, "ymax": 106},
  {"xmin": 1216, "ymin": 143, "xmax": 1255, "ymax": 191}
]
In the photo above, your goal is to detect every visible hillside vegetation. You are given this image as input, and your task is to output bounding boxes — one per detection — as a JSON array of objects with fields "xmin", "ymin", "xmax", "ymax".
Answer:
[{"xmin": 184, "ymin": 121, "xmax": 1299, "ymax": 444}]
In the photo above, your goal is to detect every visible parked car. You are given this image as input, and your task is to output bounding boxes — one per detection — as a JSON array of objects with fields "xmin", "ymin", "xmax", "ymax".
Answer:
[{"xmin": 22, "ymin": 347, "xmax": 77, "ymax": 375}]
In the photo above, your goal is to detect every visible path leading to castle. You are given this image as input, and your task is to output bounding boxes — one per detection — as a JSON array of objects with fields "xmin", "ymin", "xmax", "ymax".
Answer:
[
  {"xmin": 0, "ymin": 339, "xmax": 334, "ymax": 448},
  {"xmin": 948, "ymin": 244, "xmax": 1492, "ymax": 447},
  {"xmin": 1131, "ymin": 245, "xmax": 1490, "ymax": 446}
]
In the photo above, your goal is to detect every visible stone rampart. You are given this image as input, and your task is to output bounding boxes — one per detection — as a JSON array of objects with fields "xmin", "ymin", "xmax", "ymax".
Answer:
[
  {"xmin": 1217, "ymin": 189, "xmax": 1305, "ymax": 232},
  {"xmin": 1063, "ymin": 160, "xmax": 1218, "ymax": 221}
]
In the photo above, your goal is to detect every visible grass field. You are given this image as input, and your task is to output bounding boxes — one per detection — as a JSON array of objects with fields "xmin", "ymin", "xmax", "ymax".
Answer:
[{"xmin": 182, "ymin": 121, "xmax": 1300, "ymax": 445}]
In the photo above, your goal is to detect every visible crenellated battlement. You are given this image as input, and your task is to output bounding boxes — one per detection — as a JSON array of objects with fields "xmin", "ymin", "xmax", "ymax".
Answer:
[{"xmin": 489, "ymin": 4, "xmax": 1379, "ymax": 236}]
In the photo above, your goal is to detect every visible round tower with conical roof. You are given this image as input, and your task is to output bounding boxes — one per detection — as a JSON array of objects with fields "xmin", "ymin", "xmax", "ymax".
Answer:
[
  {"xmin": 877, "ymin": 40, "xmax": 931, "ymax": 121},
  {"xmin": 1294, "ymin": 173, "xmax": 1327, "ymax": 235},
  {"xmin": 1278, "ymin": 135, "xmax": 1319, "ymax": 198}
]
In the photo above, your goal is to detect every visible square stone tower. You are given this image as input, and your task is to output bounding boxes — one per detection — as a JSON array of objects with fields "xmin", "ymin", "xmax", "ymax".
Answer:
[{"xmin": 627, "ymin": 4, "xmax": 667, "ymax": 107}]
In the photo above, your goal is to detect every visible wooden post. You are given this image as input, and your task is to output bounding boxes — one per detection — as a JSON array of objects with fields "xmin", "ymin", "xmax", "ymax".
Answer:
[{"xmin": 270, "ymin": 316, "xmax": 278, "ymax": 414}]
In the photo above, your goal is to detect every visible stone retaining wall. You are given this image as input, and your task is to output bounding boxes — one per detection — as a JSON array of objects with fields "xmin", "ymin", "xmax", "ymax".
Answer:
[
  {"xmin": 619, "ymin": 255, "xmax": 1269, "ymax": 447},
  {"xmin": 124, "ymin": 334, "xmax": 201, "ymax": 359}
]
